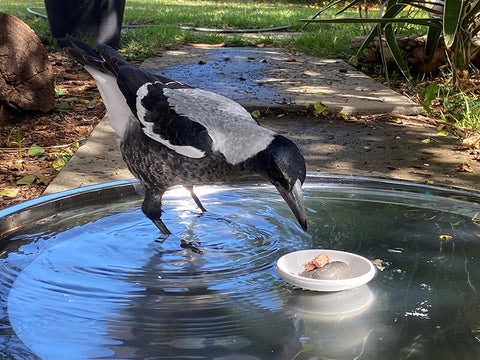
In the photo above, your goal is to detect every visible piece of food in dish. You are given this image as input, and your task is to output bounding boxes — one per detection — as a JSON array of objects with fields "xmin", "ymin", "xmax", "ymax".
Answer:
[{"xmin": 302, "ymin": 253, "xmax": 331, "ymax": 271}]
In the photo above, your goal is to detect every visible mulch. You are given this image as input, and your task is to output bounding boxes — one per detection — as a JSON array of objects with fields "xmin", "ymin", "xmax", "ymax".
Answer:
[{"xmin": 0, "ymin": 52, "xmax": 104, "ymax": 209}]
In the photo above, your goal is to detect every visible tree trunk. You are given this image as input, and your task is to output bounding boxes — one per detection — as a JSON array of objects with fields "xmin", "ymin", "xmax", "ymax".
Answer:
[{"xmin": 0, "ymin": 13, "xmax": 55, "ymax": 114}]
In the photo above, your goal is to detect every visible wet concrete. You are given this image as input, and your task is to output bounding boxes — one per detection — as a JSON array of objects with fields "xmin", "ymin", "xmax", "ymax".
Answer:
[{"xmin": 142, "ymin": 46, "xmax": 423, "ymax": 115}]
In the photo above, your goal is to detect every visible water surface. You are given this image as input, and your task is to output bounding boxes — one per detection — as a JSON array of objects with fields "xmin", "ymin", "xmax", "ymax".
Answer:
[{"xmin": 1, "ymin": 179, "xmax": 480, "ymax": 359}]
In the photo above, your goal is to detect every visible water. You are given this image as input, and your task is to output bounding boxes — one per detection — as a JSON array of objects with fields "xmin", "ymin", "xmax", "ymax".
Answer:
[{"xmin": 0, "ymin": 179, "xmax": 480, "ymax": 359}]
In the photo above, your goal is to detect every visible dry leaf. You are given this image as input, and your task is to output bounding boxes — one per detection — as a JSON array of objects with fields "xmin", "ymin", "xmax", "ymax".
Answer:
[
  {"xmin": 372, "ymin": 259, "xmax": 386, "ymax": 271},
  {"xmin": 285, "ymin": 57, "xmax": 296, "ymax": 62},
  {"xmin": 462, "ymin": 133, "xmax": 480, "ymax": 148},
  {"xmin": 0, "ymin": 187, "xmax": 19, "ymax": 198},
  {"xmin": 456, "ymin": 163, "xmax": 474, "ymax": 173}
]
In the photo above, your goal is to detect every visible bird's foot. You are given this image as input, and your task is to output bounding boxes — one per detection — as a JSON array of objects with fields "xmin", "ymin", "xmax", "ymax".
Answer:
[{"xmin": 180, "ymin": 239, "xmax": 204, "ymax": 254}]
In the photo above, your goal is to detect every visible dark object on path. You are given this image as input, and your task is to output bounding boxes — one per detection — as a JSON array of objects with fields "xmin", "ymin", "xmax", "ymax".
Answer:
[
  {"xmin": 44, "ymin": 0, "xmax": 125, "ymax": 48},
  {"xmin": 58, "ymin": 38, "xmax": 307, "ymax": 238},
  {"xmin": 0, "ymin": 13, "xmax": 54, "ymax": 115}
]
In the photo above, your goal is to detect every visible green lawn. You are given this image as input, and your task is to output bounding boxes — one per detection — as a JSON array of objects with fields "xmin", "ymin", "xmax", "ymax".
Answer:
[{"xmin": 0, "ymin": 0, "xmax": 372, "ymax": 58}]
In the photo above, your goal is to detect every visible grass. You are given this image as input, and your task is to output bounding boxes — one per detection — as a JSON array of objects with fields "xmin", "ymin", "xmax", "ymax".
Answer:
[{"xmin": 1, "ymin": 0, "xmax": 368, "ymax": 58}]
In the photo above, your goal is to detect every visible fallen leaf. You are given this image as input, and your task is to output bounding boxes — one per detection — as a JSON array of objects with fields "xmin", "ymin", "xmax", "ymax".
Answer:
[
  {"xmin": 247, "ymin": 56, "xmax": 256, "ymax": 61},
  {"xmin": 16, "ymin": 174, "xmax": 36, "ymax": 185},
  {"xmin": 313, "ymin": 101, "xmax": 327, "ymax": 115},
  {"xmin": 462, "ymin": 133, "xmax": 480, "ymax": 148},
  {"xmin": 0, "ymin": 187, "xmax": 19, "ymax": 198},
  {"xmin": 277, "ymin": 113, "xmax": 285, "ymax": 118},
  {"xmin": 421, "ymin": 138, "xmax": 432, "ymax": 144},
  {"xmin": 456, "ymin": 163, "xmax": 474, "ymax": 173},
  {"xmin": 28, "ymin": 144, "xmax": 45, "ymax": 156},
  {"xmin": 56, "ymin": 101, "xmax": 72, "ymax": 110},
  {"xmin": 285, "ymin": 57, "xmax": 296, "ymax": 62},
  {"xmin": 372, "ymin": 259, "xmax": 386, "ymax": 271},
  {"xmin": 437, "ymin": 130, "xmax": 449, "ymax": 137},
  {"xmin": 34, "ymin": 173, "xmax": 49, "ymax": 185},
  {"xmin": 315, "ymin": 91, "xmax": 325, "ymax": 96},
  {"xmin": 191, "ymin": 43, "xmax": 225, "ymax": 48},
  {"xmin": 53, "ymin": 157, "xmax": 68, "ymax": 171},
  {"xmin": 390, "ymin": 118, "xmax": 402, "ymax": 124},
  {"xmin": 440, "ymin": 235, "xmax": 452, "ymax": 241},
  {"xmin": 251, "ymin": 110, "xmax": 261, "ymax": 119}
]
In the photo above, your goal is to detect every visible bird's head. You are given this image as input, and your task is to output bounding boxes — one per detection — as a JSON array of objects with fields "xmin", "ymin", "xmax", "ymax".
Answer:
[{"xmin": 254, "ymin": 135, "xmax": 307, "ymax": 231}]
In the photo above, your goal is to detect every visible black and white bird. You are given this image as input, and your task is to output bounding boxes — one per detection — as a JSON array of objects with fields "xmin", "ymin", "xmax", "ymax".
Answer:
[{"xmin": 58, "ymin": 38, "xmax": 307, "ymax": 236}]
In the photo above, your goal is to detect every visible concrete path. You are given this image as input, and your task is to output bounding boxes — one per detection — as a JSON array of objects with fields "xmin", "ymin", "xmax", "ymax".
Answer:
[
  {"xmin": 142, "ymin": 46, "xmax": 423, "ymax": 115},
  {"xmin": 44, "ymin": 46, "xmax": 439, "ymax": 195}
]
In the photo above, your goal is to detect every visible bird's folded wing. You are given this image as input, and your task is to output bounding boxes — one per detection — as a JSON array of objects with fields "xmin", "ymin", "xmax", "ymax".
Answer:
[{"xmin": 137, "ymin": 84, "xmax": 275, "ymax": 165}]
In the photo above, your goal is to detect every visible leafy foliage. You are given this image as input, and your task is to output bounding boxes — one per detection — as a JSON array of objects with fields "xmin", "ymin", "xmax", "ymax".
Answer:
[{"xmin": 301, "ymin": 0, "xmax": 480, "ymax": 85}]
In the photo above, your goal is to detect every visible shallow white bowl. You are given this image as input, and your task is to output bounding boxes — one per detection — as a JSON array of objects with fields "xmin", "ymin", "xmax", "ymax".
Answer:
[{"xmin": 276, "ymin": 249, "xmax": 376, "ymax": 292}]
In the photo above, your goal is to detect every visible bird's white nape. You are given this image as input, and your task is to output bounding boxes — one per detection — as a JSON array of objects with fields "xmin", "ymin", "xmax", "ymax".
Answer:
[{"xmin": 84, "ymin": 65, "xmax": 134, "ymax": 138}]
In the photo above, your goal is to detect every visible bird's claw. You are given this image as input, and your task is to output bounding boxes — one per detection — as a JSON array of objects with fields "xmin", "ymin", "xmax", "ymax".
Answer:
[{"xmin": 180, "ymin": 239, "xmax": 204, "ymax": 254}]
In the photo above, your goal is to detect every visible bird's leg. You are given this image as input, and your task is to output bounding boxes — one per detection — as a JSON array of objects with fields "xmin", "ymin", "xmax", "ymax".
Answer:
[
  {"xmin": 142, "ymin": 191, "xmax": 171, "ymax": 235},
  {"xmin": 184, "ymin": 185, "xmax": 207, "ymax": 212}
]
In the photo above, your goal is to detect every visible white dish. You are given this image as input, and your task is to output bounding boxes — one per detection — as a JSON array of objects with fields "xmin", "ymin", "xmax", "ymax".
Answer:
[{"xmin": 276, "ymin": 249, "xmax": 376, "ymax": 292}]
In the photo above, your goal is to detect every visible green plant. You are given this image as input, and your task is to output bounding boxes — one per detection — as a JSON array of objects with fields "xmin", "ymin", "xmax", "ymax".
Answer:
[
  {"xmin": 443, "ymin": 92, "xmax": 480, "ymax": 132},
  {"xmin": 16, "ymin": 129, "xmax": 22, "ymax": 158},
  {"xmin": 301, "ymin": 0, "xmax": 480, "ymax": 87},
  {"xmin": 422, "ymin": 82, "xmax": 438, "ymax": 115}
]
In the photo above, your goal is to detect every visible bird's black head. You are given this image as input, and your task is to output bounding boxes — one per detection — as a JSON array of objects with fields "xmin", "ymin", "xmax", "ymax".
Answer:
[{"xmin": 254, "ymin": 135, "xmax": 307, "ymax": 231}]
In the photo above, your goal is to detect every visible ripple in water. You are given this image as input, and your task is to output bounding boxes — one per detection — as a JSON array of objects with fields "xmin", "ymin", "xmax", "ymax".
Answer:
[{"xmin": 1, "ymin": 183, "xmax": 480, "ymax": 359}]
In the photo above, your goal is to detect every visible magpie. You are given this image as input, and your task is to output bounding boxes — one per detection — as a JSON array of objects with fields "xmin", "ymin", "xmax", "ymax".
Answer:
[{"xmin": 58, "ymin": 38, "xmax": 307, "ymax": 236}]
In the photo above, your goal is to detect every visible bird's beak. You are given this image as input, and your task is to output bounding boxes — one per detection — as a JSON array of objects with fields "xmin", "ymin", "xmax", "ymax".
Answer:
[{"xmin": 276, "ymin": 179, "xmax": 307, "ymax": 231}]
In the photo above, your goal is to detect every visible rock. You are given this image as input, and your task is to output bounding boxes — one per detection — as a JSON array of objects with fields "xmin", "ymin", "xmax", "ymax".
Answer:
[
  {"xmin": 300, "ymin": 261, "xmax": 353, "ymax": 280},
  {"xmin": 0, "ymin": 13, "xmax": 55, "ymax": 113}
]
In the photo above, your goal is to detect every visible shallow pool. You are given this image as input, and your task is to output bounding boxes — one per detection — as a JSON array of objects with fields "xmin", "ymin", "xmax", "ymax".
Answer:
[{"xmin": 0, "ymin": 175, "xmax": 479, "ymax": 359}]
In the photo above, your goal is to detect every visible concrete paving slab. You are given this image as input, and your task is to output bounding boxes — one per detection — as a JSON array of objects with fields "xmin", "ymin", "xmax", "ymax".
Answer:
[
  {"xmin": 141, "ymin": 46, "xmax": 423, "ymax": 115},
  {"xmin": 45, "ymin": 46, "xmax": 428, "ymax": 195},
  {"xmin": 43, "ymin": 119, "xmax": 132, "ymax": 195}
]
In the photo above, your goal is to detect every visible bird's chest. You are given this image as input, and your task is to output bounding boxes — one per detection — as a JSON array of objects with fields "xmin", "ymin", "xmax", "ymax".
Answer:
[{"xmin": 120, "ymin": 124, "xmax": 249, "ymax": 187}]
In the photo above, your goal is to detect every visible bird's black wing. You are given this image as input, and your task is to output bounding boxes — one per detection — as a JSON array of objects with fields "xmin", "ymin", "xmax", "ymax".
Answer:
[{"xmin": 96, "ymin": 45, "xmax": 213, "ymax": 157}]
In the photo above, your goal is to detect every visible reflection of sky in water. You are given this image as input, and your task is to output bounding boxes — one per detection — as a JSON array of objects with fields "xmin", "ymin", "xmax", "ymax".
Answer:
[{"xmin": 2, "ymin": 182, "xmax": 480, "ymax": 359}]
